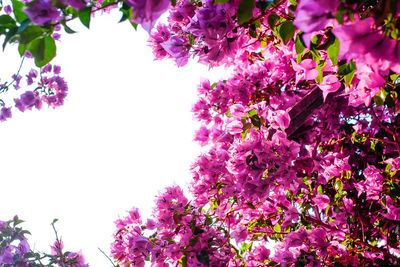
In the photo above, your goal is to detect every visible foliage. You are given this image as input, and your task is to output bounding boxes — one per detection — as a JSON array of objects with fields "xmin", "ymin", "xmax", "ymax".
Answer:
[
  {"xmin": 0, "ymin": 217, "xmax": 88, "ymax": 266},
  {"xmin": 1, "ymin": 0, "xmax": 400, "ymax": 266}
]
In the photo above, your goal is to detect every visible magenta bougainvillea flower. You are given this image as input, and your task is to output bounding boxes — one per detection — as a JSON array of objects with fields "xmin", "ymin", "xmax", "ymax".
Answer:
[
  {"xmin": 318, "ymin": 74, "xmax": 341, "ymax": 101},
  {"xmin": 294, "ymin": 0, "xmax": 339, "ymax": 46},
  {"xmin": 332, "ymin": 18, "xmax": 381, "ymax": 62},
  {"xmin": 0, "ymin": 106, "xmax": 12, "ymax": 122},
  {"xmin": 160, "ymin": 36, "xmax": 190, "ymax": 66},
  {"xmin": 291, "ymin": 59, "xmax": 319, "ymax": 84},
  {"xmin": 60, "ymin": 0, "xmax": 88, "ymax": 10},
  {"xmin": 126, "ymin": 0, "xmax": 170, "ymax": 32},
  {"xmin": 24, "ymin": 0, "xmax": 61, "ymax": 25}
]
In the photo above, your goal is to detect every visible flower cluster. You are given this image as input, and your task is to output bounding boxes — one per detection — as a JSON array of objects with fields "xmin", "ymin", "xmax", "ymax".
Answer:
[
  {"xmin": 0, "ymin": 217, "xmax": 88, "ymax": 266},
  {"xmin": 113, "ymin": 0, "xmax": 400, "ymax": 266}
]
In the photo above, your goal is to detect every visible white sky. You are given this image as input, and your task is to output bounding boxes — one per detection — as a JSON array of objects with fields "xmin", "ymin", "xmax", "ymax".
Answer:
[{"xmin": 0, "ymin": 11, "xmax": 229, "ymax": 266}]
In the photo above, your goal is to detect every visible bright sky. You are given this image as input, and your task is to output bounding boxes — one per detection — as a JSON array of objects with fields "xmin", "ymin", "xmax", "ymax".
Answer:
[{"xmin": 0, "ymin": 11, "xmax": 228, "ymax": 266}]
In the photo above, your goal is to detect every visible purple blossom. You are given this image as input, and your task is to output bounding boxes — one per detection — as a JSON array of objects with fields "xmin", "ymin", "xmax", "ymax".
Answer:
[
  {"xmin": 4, "ymin": 5, "xmax": 12, "ymax": 14},
  {"xmin": 0, "ymin": 107, "xmax": 12, "ymax": 122},
  {"xmin": 332, "ymin": 18, "xmax": 382, "ymax": 62},
  {"xmin": 294, "ymin": 0, "xmax": 339, "ymax": 46},
  {"xmin": 0, "ymin": 246, "xmax": 14, "ymax": 264},
  {"xmin": 60, "ymin": 0, "xmax": 88, "ymax": 10},
  {"xmin": 14, "ymin": 91, "xmax": 42, "ymax": 112},
  {"xmin": 160, "ymin": 36, "xmax": 190, "ymax": 66},
  {"xmin": 318, "ymin": 75, "xmax": 341, "ymax": 101},
  {"xmin": 291, "ymin": 59, "xmax": 319, "ymax": 83},
  {"xmin": 126, "ymin": 0, "xmax": 170, "ymax": 32},
  {"xmin": 24, "ymin": 0, "xmax": 61, "ymax": 25}
]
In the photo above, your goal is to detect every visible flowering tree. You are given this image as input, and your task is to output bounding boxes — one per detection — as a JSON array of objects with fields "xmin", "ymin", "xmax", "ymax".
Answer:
[{"xmin": 1, "ymin": 0, "xmax": 400, "ymax": 266}]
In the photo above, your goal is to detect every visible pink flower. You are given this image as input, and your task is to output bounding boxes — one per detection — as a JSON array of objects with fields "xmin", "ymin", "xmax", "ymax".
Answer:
[
  {"xmin": 332, "ymin": 18, "xmax": 382, "ymax": 62},
  {"xmin": 294, "ymin": 0, "xmax": 339, "ymax": 36},
  {"xmin": 24, "ymin": 0, "xmax": 61, "ymax": 25},
  {"xmin": 226, "ymin": 120, "xmax": 243, "ymax": 134},
  {"xmin": 0, "ymin": 107, "xmax": 12, "ymax": 122},
  {"xmin": 126, "ymin": 0, "xmax": 170, "ymax": 32},
  {"xmin": 291, "ymin": 59, "xmax": 319, "ymax": 83},
  {"xmin": 383, "ymin": 198, "xmax": 400, "ymax": 221},
  {"xmin": 160, "ymin": 36, "xmax": 190, "ymax": 67},
  {"xmin": 60, "ymin": 0, "xmax": 88, "ymax": 10},
  {"xmin": 231, "ymin": 225, "xmax": 248, "ymax": 243},
  {"xmin": 318, "ymin": 75, "xmax": 341, "ymax": 101},
  {"xmin": 313, "ymin": 193, "xmax": 330, "ymax": 209}
]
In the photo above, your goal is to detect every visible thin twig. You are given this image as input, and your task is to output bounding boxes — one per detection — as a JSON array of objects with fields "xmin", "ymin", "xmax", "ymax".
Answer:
[{"xmin": 98, "ymin": 247, "xmax": 118, "ymax": 267}]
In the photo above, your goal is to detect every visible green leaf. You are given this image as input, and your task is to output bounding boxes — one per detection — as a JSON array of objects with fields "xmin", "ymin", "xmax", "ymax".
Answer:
[
  {"xmin": 215, "ymin": 0, "xmax": 230, "ymax": 4},
  {"xmin": 130, "ymin": 21, "xmax": 138, "ymax": 30},
  {"xmin": 317, "ymin": 185, "xmax": 323, "ymax": 194},
  {"xmin": 2, "ymin": 26, "xmax": 18, "ymax": 50},
  {"xmin": 279, "ymin": 21, "xmax": 295, "ymax": 44},
  {"xmin": 19, "ymin": 25, "xmax": 44, "ymax": 44},
  {"xmin": 295, "ymin": 33, "xmax": 306, "ymax": 56},
  {"xmin": 335, "ymin": 4, "xmax": 345, "ymax": 24},
  {"xmin": 0, "ymin": 15, "xmax": 16, "ymax": 27},
  {"xmin": 273, "ymin": 223, "xmax": 281, "ymax": 233},
  {"xmin": 344, "ymin": 69, "xmax": 356, "ymax": 87},
  {"xmin": 247, "ymin": 109, "xmax": 257, "ymax": 117},
  {"xmin": 250, "ymin": 114, "xmax": 261, "ymax": 127},
  {"xmin": 61, "ymin": 21, "xmax": 76, "ymax": 33},
  {"xmin": 374, "ymin": 87, "xmax": 388, "ymax": 107},
  {"xmin": 78, "ymin": 7, "xmax": 91, "ymax": 28},
  {"xmin": 27, "ymin": 36, "xmax": 56, "ymax": 67},
  {"xmin": 327, "ymin": 37, "xmax": 340, "ymax": 65},
  {"xmin": 12, "ymin": 0, "xmax": 28, "ymax": 23},
  {"xmin": 18, "ymin": 43, "xmax": 26, "ymax": 56},
  {"xmin": 247, "ymin": 202, "xmax": 256, "ymax": 209},
  {"xmin": 267, "ymin": 13, "xmax": 280, "ymax": 28},
  {"xmin": 119, "ymin": 2, "xmax": 132, "ymax": 23},
  {"xmin": 171, "ymin": 0, "xmax": 177, "ymax": 6},
  {"xmin": 338, "ymin": 60, "xmax": 356, "ymax": 76},
  {"xmin": 179, "ymin": 252, "xmax": 188, "ymax": 267},
  {"xmin": 237, "ymin": 0, "xmax": 255, "ymax": 25}
]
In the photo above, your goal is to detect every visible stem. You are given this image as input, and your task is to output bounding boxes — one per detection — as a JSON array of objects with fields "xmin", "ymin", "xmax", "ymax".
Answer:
[
  {"xmin": 370, "ymin": 107, "xmax": 400, "ymax": 152},
  {"xmin": 57, "ymin": 0, "xmax": 122, "ymax": 25},
  {"xmin": 0, "ymin": 57, "xmax": 25, "ymax": 93},
  {"xmin": 98, "ymin": 248, "xmax": 118, "ymax": 267}
]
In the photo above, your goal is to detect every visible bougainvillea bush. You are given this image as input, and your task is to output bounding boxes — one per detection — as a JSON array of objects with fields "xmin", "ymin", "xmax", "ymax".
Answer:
[{"xmin": 1, "ymin": 0, "xmax": 400, "ymax": 266}]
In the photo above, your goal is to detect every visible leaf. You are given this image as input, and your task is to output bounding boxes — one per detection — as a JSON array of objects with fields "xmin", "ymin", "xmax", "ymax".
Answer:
[
  {"xmin": 279, "ymin": 21, "xmax": 295, "ymax": 44},
  {"xmin": 62, "ymin": 21, "xmax": 76, "ymax": 33},
  {"xmin": 78, "ymin": 7, "xmax": 91, "ymax": 28},
  {"xmin": 18, "ymin": 43, "xmax": 26, "ymax": 56},
  {"xmin": 171, "ymin": 0, "xmax": 177, "ymax": 6},
  {"xmin": 267, "ymin": 13, "xmax": 280, "ymax": 28},
  {"xmin": 338, "ymin": 60, "xmax": 356, "ymax": 76},
  {"xmin": 19, "ymin": 25, "xmax": 44, "ymax": 44},
  {"xmin": 2, "ymin": 26, "xmax": 18, "ymax": 50},
  {"xmin": 237, "ymin": 0, "xmax": 255, "ymax": 25},
  {"xmin": 374, "ymin": 87, "xmax": 388, "ymax": 107},
  {"xmin": 130, "ymin": 21, "xmax": 138, "ymax": 30},
  {"xmin": 12, "ymin": 0, "xmax": 28, "ymax": 23},
  {"xmin": 119, "ymin": 2, "xmax": 132, "ymax": 23},
  {"xmin": 317, "ymin": 185, "xmax": 323, "ymax": 194},
  {"xmin": 0, "ymin": 15, "xmax": 16, "ymax": 27},
  {"xmin": 327, "ymin": 37, "xmax": 340, "ymax": 65},
  {"xmin": 247, "ymin": 202, "xmax": 256, "ymax": 209},
  {"xmin": 247, "ymin": 109, "xmax": 257, "ymax": 117},
  {"xmin": 27, "ymin": 36, "xmax": 56, "ymax": 67},
  {"xmin": 250, "ymin": 114, "xmax": 261, "ymax": 127},
  {"xmin": 273, "ymin": 223, "xmax": 281, "ymax": 233},
  {"xmin": 344, "ymin": 69, "xmax": 356, "ymax": 87},
  {"xmin": 295, "ymin": 33, "xmax": 306, "ymax": 56}
]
